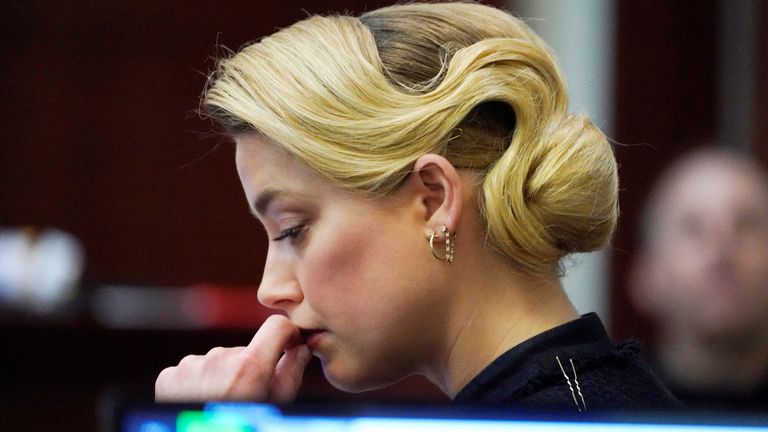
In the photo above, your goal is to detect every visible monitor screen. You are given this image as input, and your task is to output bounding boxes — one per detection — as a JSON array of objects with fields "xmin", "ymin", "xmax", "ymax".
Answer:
[{"xmin": 116, "ymin": 402, "xmax": 768, "ymax": 432}]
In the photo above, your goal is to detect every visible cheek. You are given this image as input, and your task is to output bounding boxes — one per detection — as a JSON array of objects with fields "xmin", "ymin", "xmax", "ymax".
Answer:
[
  {"xmin": 654, "ymin": 256, "xmax": 702, "ymax": 307},
  {"xmin": 298, "ymin": 214, "xmax": 391, "ymax": 318},
  {"xmin": 302, "ymin": 226, "xmax": 367, "ymax": 304},
  {"xmin": 740, "ymin": 238, "xmax": 768, "ymax": 275},
  {"xmin": 298, "ymin": 212, "xmax": 429, "ymax": 325},
  {"xmin": 734, "ymin": 243, "xmax": 768, "ymax": 303}
]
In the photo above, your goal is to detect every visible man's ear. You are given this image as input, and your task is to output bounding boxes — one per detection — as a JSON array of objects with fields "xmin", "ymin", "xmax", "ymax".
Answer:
[{"xmin": 411, "ymin": 154, "xmax": 462, "ymax": 233}]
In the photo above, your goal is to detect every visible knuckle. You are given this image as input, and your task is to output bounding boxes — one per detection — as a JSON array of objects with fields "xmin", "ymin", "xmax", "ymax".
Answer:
[
  {"xmin": 206, "ymin": 346, "xmax": 226, "ymax": 357},
  {"xmin": 155, "ymin": 367, "xmax": 173, "ymax": 387},
  {"xmin": 155, "ymin": 366, "xmax": 181, "ymax": 400},
  {"xmin": 177, "ymin": 354, "xmax": 199, "ymax": 368},
  {"xmin": 154, "ymin": 346, "xmax": 275, "ymax": 402}
]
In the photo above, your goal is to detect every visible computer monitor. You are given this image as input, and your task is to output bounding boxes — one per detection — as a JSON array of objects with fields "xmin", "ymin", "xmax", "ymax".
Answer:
[{"xmin": 115, "ymin": 401, "xmax": 768, "ymax": 432}]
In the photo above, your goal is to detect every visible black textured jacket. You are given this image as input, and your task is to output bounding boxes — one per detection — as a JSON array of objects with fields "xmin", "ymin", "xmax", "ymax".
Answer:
[{"xmin": 454, "ymin": 313, "xmax": 680, "ymax": 411}]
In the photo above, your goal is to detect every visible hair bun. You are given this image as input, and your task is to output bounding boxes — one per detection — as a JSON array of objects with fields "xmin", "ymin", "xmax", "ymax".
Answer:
[{"xmin": 482, "ymin": 113, "xmax": 618, "ymax": 274}]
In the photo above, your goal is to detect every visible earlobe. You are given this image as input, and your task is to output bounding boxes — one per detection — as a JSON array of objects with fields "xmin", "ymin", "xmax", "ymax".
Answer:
[{"xmin": 412, "ymin": 154, "xmax": 463, "ymax": 232}]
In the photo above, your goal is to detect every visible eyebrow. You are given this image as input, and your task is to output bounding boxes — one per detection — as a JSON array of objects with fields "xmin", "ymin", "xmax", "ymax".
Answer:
[{"xmin": 252, "ymin": 188, "xmax": 281, "ymax": 217}]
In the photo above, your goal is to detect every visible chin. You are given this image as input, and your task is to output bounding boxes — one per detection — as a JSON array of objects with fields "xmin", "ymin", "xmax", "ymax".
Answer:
[{"xmin": 321, "ymin": 360, "xmax": 401, "ymax": 394}]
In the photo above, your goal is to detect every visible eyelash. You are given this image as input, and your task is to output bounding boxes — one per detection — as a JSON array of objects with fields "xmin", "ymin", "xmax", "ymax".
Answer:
[{"xmin": 271, "ymin": 223, "xmax": 307, "ymax": 243}]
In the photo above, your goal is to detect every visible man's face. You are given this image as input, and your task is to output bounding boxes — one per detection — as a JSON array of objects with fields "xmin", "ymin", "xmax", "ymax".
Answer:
[{"xmin": 644, "ymin": 156, "xmax": 768, "ymax": 342}]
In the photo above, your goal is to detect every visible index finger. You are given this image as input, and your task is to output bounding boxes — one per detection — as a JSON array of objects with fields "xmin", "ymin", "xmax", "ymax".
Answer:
[{"xmin": 242, "ymin": 314, "xmax": 302, "ymax": 367}]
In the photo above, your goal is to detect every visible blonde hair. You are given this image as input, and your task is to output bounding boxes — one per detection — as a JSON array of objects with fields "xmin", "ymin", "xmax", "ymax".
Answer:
[{"xmin": 203, "ymin": 2, "xmax": 618, "ymax": 275}]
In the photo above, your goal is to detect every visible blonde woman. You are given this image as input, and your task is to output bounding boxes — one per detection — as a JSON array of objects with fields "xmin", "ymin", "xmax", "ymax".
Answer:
[{"xmin": 156, "ymin": 2, "xmax": 678, "ymax": 410}]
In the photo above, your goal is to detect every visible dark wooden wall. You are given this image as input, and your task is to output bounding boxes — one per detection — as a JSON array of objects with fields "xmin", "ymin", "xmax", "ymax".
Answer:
[
  {"xmin": 1, "ymin": 0, "xmax": 369, "ymax": 287},
  {"xmin": 757, "ymin": 3, "xmax": 768, "ymax": 165},
  {"xmin": 610, "ymin": 0, "xmax": 719, "ymax": 342},
  {"xmin": 610, "ymin": 0, "xmax": 768, "ymax": 347}
]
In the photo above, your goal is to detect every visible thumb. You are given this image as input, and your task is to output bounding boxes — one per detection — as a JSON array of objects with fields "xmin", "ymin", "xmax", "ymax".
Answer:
[{"xmin": 269, "ymin": 344, "xmax": 312, "ymax": 404}]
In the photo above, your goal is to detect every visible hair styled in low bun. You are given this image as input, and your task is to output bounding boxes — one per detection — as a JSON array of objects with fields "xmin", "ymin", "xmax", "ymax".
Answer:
[{"xmin": 203, "ymin": 2, "xmax": 618, "ymax": 276}]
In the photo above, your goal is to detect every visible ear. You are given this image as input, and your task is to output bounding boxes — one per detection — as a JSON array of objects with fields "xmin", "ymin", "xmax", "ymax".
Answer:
[{"xmin": 411, "ymin": 154, "xmax": 463, "ymax": 235}]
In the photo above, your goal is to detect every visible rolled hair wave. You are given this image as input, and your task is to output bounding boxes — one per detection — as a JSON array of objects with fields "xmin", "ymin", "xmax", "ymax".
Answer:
[{"xmin": 203, "ymin": 2, "xmax": 618, "ymax": 275}]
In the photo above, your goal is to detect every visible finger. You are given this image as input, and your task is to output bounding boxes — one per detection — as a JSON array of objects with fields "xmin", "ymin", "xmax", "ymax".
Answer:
[
  {"xmin": 236, "ymin": 315, "xmax": 301, "ymax": 395},
  {"xmin": 269, "ymin": 344, "xmax": 312, "ymax": 404},
  {"xmin": 155, "ymin": 366, "xmax": 177, "ymax": 401},
  {"xmin": 156, "ymin": 357, "xmax": 206, "ymax": 402},
  {"xmin": 242, "ymin": 315, "xmax": 301, "ymax": 367}
]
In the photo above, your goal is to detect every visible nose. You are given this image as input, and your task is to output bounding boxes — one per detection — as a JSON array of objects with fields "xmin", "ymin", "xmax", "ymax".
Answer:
[{"xmin": 257, "ymin": 248, "xmax": 303, "ymax": 309}]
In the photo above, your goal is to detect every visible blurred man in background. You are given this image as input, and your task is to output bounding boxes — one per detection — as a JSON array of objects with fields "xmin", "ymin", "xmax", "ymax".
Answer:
[{"xmin": 630, "ymin": 147, "xmax": 768, "ymax": 410}]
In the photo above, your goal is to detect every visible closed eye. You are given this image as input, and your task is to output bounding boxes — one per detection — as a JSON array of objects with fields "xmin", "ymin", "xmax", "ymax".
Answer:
[{"xmin": 272, "ymin": 223, "xmax": 307, "ymax": 242}]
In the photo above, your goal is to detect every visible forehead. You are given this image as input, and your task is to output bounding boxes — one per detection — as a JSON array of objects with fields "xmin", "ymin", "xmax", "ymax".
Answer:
[
  {"xmin": 659, "ymin": 157, "xmax": 768, "ymax": 218},
  {"xmin": 236, "ymin": 133, "xmax": 291, "ymax": 175},
  {"xmin": 234, "ymin": 132, "xmax": 331, "ymax": 202}
]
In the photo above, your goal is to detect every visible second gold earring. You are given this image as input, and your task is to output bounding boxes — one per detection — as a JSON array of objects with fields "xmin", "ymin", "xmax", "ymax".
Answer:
[{"xmin": 429, "ymin": 225, "xmax": 456, "ymax": 263}]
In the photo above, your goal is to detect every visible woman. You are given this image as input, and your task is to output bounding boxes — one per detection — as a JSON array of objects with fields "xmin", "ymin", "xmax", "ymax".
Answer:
[{"xmin": 156, "ymin": 2, "xmax": 678, "ymax": 410}]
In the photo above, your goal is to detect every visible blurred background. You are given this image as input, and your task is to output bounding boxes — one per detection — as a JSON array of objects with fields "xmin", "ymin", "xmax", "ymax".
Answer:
[{"xmin": 1, "ymin": 0, "xmax": 767, "ymax": 429}]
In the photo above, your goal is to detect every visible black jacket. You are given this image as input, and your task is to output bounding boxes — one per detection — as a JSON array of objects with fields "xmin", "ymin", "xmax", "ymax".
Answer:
[{"xmin": 455, "ymin": 313, "xmax": 680, "ymax": 411}]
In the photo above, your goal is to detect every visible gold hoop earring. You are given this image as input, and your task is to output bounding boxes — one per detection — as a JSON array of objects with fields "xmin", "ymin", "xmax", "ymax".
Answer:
[{"xmin": 429, "ymin": 225, "xmax": 456, "ymax": 263}]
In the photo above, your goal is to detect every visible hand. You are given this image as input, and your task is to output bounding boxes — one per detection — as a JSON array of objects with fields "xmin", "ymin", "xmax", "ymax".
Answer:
[{"xmin": 155, "ymin": 314, "xmax": 312, "ymax": 403}]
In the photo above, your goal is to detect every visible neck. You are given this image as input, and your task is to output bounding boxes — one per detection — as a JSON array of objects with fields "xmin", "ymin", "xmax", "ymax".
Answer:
[
  {"xmin": 423, "ymin": 250, "xmax": 579, "ymax": 398},
  {"xmin": 658, "ymin": 325, "xmax": 768, "ymax": 393}
]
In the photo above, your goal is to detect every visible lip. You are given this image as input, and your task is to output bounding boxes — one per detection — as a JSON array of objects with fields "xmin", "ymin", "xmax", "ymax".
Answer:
[{"xmin": 299, "ymin": 328, "xmax": 325, "ymax": 350}]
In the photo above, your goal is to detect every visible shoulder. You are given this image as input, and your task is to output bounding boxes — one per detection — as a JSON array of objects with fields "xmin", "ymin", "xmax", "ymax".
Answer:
[
  {"xmin": 521, "ymin": 339, "xmax": 680, "ymax": 411},
  {"xmin": 456, "ymin": 314, "xmax": 680, "ymax": 411}
]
